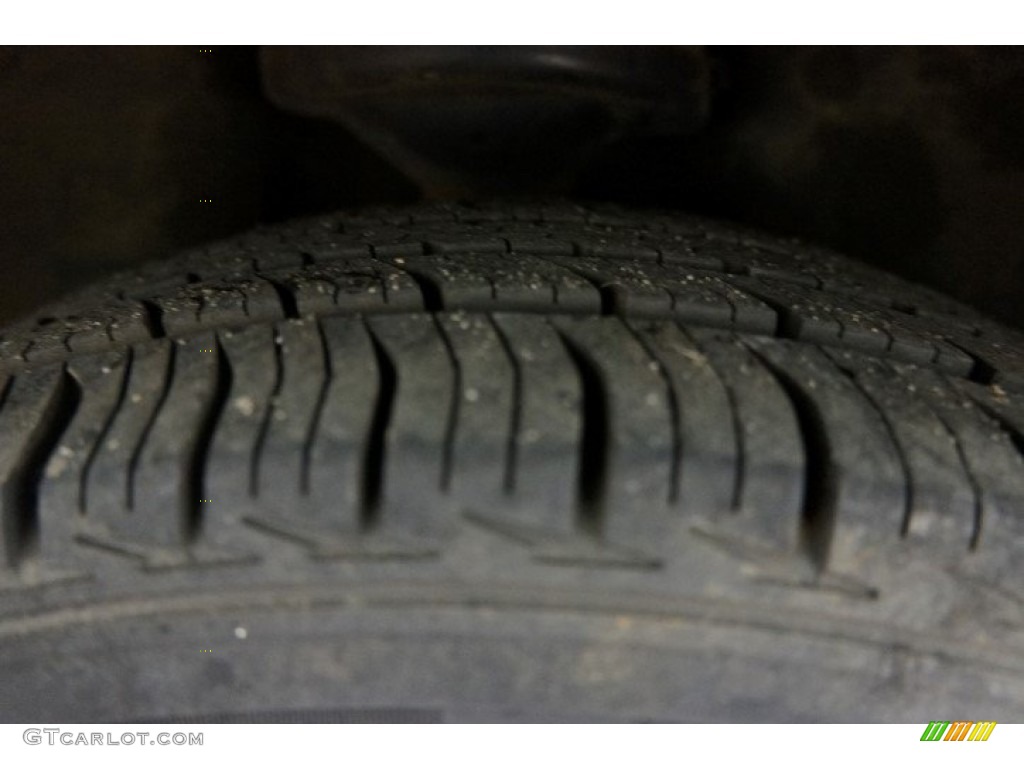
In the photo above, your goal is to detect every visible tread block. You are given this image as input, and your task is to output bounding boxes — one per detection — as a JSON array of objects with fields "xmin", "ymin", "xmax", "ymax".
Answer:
[
  {"xmin": 424, "ymin": 234, "xmax": 509, "ymax": 255},
  {"xmin": 551, "ymin": 317, "xmax": 674, "ymax": 554},
  {"xmin": 0, "ymin": 365, "xmax": 69, "ymax": 570},
  {"xmin": 689, "ymin": 330, "xmax": 806, "ymax": 553},
  {"xmin": 489, "ymin": 314, "xmax": 581, "ymax": 537},
  {"xmin": 144, "ymin": 278, "xmax": 283, "ymax": 336},
  {"xmin": 628, "ymin": 321, "xmax": 738, "ymax": 519},
  {"xmin": 63, "ymin": 304, "xmax": 139, "ymax": 353},
  {"xmin": 952, "ymin": 380, "xmax": 1024, "ymax": 573},
  {"xmin": 391, "ymin": 255, "xmax": 497, "ymax": 310},
  {"xmin": 369, "ymin": 237, "xmax": 426, "ymax": 259},
  {"xmin": 902, "ymin": 368, "xmax": 1024, "ymax": 554},
  {"xmin": 504, "ymin": 232, "xmax": 576, "ymax": 257},
  {"xmin": 576, "ymin": 239, "xmax": 660, "ymax": 262},
  {"xmin": 365, "ymin": 314, "xmax": 456, "ymax": 538},
  {"xmin": 497, "ymin": 253, "xmax": 602, "ymax": 312},
  {"xmin": 487, "ymin": 258, "xmax": 566, "ymax": 311},
  {"xmin": 658, "ymin": 246, "xmax": 726, "ymax": 272},
  {"xmin": 730, "ymin": 276, "xmax": 888, "ymax": 352},
  {"xmin": 20, "ymin": 328, "xmax": 73, "ymax": 363},
  {"xmin": 253, "ymin": 320, "xmax": 327, "ymax": 521},
  {"xmin": 547, "ymin": 256, "xmax": 673, "ymax": 316},
  {"xmin": 437, "ymin": 313, "xmax": 514, "ymax": 516},
  {"xmin": 116, "ymin": 334, "xmax": 222, "ymax": 549},
  {"xmin": 662, "ymin": 270, "xmax": 777, "ymax": 333},
  {"xmin": 305, "ymin": 316, "xmax": 381, "ymax": 534},
  {"xmin": 730, "ymin": 276, "xmax": 975, "ymax": 376},
  {"xmin": 107, "ymin": 301, "xmax": 160, "ymax": 345},
  {"xmin": 302, "ymin": 240, "xmax": 374, "ymax": 262},
  {"xmin": 84, "ymin": 340, "xmax": 172, "ymax": 533},
  {"xmin": 38, "ymin": 350, "xmax": 131, "ymax": 565},
  {"xmin": 746, "ymin": 341, "xmax": 907, "ymax": 570},
  {"xmin": 265, "ymin": 258, "xmax": 425, "ymax": 316},
  {"xmin": 823, "ymin": 349, "xmax": 976, "ymax": 552},
  {"xmin": 205, "ymin": 325, "xmax": 280, "ymax": 549},
  {"xmin": 953, "ymin": 332, "xmax": 1024, "ymax": 388}
]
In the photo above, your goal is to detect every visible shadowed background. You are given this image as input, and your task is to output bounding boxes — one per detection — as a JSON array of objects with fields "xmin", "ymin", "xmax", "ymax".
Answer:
[{"xmin": 1, "ymin": 46, "xmax": 1021, "ymax": 328}]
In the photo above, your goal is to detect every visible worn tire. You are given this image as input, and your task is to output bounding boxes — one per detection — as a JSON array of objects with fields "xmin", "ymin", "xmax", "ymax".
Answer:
[{"xmin": 2, "ymin": 201, "xmax": 1024, "ymax": 722}]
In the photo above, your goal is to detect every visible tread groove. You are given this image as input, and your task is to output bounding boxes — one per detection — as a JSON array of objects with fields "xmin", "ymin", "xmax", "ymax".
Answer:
[
  {"xmin": 824, "ymin": 352, "xmax": 914, "ymax": 537},
  {"xmin": 250, "ymin": 329, "xmax": 284, "ymax": 498},
  {"xmin": 0, "ymin": 375, "xmax": 13, "ymax": 416},
  {"xmin": 126, "ymin": 343, "xmax": 175, "ymax": 510},
  {"xmin": 187, "ymin": 337, "xmax": 233, "ymax": 542},
  {"xmin": 6, "ymin": 368, "xmax": 82, "ymax": 567},
  {"xmin": 317, "ymin": 274, "xmax": 343, "ymax": 307},
  {"xmin": 78, "ymin": 348, "xmax": 133, "ymax": 514},
  {"xmin": 139, "ymin": 300, "xmax": 166, "ymax": 339},
  {"xmin": 948, "ymin": 423, "xmax": 986, "ymax": 551},
  {"xmin": 685, "ymin": 328, "xmax": 746, "ymax": 511},
  {"xmin": 962, "ymin": 390, "xmax": 1024, "ymax": 462},
  {"xmin": 433, "ymin": 316, "xmax": 461, "ymax": 493},
  {"xmin": 236, "ymin": 288, "xmax": 251, "ymax": 320},
  {"xmin": 745, "ymin": 345, "xmax": 837, "ymax": 571},
  {"xmin": 399, "ymin": 267, "xmax": 445, "ymax": 312},
  {"xmin": 542, "ymin": 259, "xmax": 616, "ymax": 317},
  {"xmin": 734, "ymin": 286, "xmax": 797, "ymax": 340},
  {"xmin": 901, "ymin": 371, "xmax": 986, "ymax": 550},
  {"xmin": 487, "ymin": 314, "xmax": 522, "ymax": 494},
  {"xmin": 947, "ymin": 340, "xmax": 998, "ymax": 385},
  {"xmin": 362, "ymin": 321, "xmax": 398, "ymax": 532},
  {"xmin": 599, "ymin": 285, "xmax": 619, "ymax": 316},
  {"xmin": 623, "ymin": 320, "xmax": 682, "ymax": 504},
  {"xmin": 263, "ymin": 278, "xmax": 300, "ymax": 320},
  {"xmin": 193, "ymin": 292, "xmax": 206, "ymax": 326},
  {"xmin": 555, "ymin": 327, "xmax": 609, "ymax": 539},
  {"xmin": 300, "ymin": 320, "xmax": 333, "ymax": 496}
]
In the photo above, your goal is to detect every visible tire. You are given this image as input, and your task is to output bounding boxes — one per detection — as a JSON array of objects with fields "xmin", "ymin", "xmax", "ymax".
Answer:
[{"xmin": 2, "ymin": 201, "xmax": 1024, "ymax": 722}]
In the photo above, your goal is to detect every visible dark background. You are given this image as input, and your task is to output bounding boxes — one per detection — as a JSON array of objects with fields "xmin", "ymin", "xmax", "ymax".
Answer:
[{"xmin": 1, "ymin": 46, "xmax": 1022, "ymax": 327}]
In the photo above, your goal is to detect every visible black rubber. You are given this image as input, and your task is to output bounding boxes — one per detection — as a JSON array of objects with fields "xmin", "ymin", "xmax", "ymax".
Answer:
[{"xmin": 2, "ymin": 201, "xmax": 1024, "ymax": 722}]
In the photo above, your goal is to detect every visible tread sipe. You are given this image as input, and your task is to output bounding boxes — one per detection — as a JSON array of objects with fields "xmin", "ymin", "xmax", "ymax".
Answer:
[{"xmin": 2, "ymin": 201, "xmax": 1024, "ymax": 722}]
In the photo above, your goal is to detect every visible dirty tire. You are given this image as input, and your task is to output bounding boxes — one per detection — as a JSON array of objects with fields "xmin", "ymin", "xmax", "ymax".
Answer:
[{"xmin": 2, "ymin": 201, "xmax": 1024, "ymax": 722}]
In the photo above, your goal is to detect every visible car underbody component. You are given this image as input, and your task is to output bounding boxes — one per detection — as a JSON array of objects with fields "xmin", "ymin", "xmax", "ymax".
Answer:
[{"xmin": 261, "ymin": 46, "xmax": 710, "ymax": 196}]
